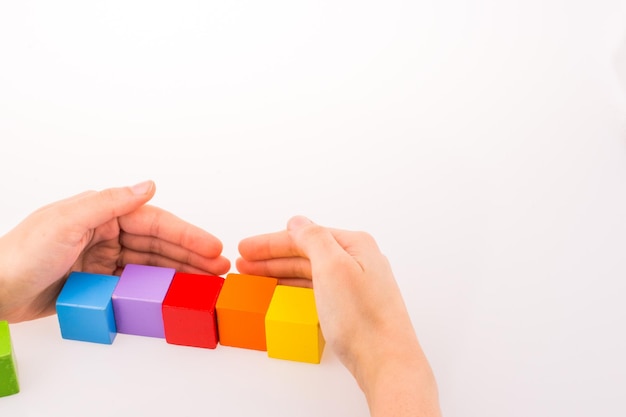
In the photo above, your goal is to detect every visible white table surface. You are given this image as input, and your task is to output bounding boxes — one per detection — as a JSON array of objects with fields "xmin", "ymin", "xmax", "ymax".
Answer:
[{"xmin": 1, "ymin": 1, "xmax": 625, "ymax": 416}]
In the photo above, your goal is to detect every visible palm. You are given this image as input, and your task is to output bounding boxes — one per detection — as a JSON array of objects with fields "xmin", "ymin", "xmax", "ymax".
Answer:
[{"xmin": 71, "ymin": 219, "xmax": 124, "ymax": 277}]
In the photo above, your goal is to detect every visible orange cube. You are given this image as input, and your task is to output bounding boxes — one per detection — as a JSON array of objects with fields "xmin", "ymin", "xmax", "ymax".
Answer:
[{"xmin": 215, "ymin": 273, "xmax": 277, "ymax": 351}]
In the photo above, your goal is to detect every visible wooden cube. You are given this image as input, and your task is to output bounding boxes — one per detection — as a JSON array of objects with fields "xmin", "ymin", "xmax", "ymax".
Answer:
[
  {"xmin": 162, "ymin": 272, "xmax": 224, "ymax": 349},
  {"xmin": 56, "ymin": 272, "xmax": 119, "ymax": 344},
  {"xmin": 112, "ymin": 264, "xmax": 175, "ymax": 338},
  {"xmin": 265, "ymin": 285, "xmax": 325, "ymax": 364},
  {"xmin": 0, "ymin": 321, "xmax": 20, "ymax": 397},
  {"xmin": 215, "ymin": 273, "xmax": 277, "ymax": 351}
]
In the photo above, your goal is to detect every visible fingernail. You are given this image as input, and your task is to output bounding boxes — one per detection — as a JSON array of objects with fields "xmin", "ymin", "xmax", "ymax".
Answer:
[
  {"xmin": 131, "ymin": 180, "xmax": 153, "ymax": 195},
  {"xmin": 288, "ymin": 215, "xmax": 313, "ymax": 230}
]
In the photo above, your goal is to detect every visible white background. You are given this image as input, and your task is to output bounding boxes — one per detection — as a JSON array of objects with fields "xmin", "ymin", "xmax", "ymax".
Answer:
[{"xmin": 1, "ymin": 1, "xmax": 625, "ymax": 416}]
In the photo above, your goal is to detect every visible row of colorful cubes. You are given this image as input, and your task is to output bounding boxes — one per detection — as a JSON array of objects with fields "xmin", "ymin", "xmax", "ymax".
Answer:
[{"xmin": 56, "ymin": 264, "xmax": 325, "ymax": 364}]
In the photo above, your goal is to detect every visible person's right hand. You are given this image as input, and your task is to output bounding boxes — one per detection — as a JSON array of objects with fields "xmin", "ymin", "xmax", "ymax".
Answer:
[{"xmin": 237, "ymin": 216, "xmax": 442, "ymax": 417}]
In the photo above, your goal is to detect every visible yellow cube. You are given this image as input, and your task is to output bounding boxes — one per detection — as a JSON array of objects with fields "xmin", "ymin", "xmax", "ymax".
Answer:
[{"xmin": 265, "ymin": 285, "xmax": 325, "ymax": 364}]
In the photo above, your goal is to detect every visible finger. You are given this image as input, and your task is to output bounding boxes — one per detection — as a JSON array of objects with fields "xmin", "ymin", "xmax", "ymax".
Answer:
[
  {"xmin": 237, "ymin": 230, "xmax": 300, "ymax": 261},
  {"xmin": 276, "ymin": 277, "xmax": 313, "ymax": 288},
  {"xmin": 119, "ymin": 232, "xmax": 230, "ymax": 272},
  {"xmin": 235, "ymin": 256, "xmax": 312, "ymax": 279},
  {"xmin": 117, "ymin": 249, "xmax": 231, "ymax": 276},
  {"xmin": 118, "ymin": 205, "xmax": 224, "ymax": 258},
  {"xmin": 59, "ymin": 181, "xmax": 156, "ymax": 231}
]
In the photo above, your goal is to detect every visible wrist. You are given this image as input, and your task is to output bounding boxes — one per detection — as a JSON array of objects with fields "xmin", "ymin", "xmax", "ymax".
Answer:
[
  {"xmin": 0, "ymin": 235, "xmax": 12, "ymax": 320},
  {"xmin": 350, "ymin": 330, "xmax": 442, "ymax": 417}
]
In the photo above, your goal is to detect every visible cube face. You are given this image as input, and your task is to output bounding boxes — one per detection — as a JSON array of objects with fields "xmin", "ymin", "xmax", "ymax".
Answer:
[
  {"xmin": 265, "ymin": 286, "xmax": 325, "ymax": 364},
  {"xmin": 215, "ymin": 274, "xmax": 278, "ymax": 351},
  {"xmin": 0, "ymin": 321, "xmax": 19, "ymax": 397},
  {"xmin": 112, "ymin": 264, "xmax": 175, "ymax": 338},
  {"xmin": 265, "ymin": 321, "xmax": 324, "ymax": 364},
  {"xmin": 56, "ymin": 272, "xmax": 119, "ymax": 344},
  {"xmin": 162, "ymin": 272, "xmax": 224, "ymax": 349}
]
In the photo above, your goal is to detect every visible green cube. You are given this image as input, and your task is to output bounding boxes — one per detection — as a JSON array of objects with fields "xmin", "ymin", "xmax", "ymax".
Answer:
[{"xmin": 0, "ymin": 321, "xmax": 20, "ymax": 397}]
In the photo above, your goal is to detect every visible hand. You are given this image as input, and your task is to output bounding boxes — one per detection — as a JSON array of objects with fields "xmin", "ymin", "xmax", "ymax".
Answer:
[
  {"xmin": 0, "ymin": 181, "xmax": 230, "ymax": 323},
  {"xmin": 237, "ymin": 216, "xmax": 442, "ymax": 417}
]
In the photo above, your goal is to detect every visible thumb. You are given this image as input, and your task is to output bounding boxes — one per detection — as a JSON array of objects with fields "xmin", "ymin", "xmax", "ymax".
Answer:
[
  {"xmin": 287, "ymin": 216, "xmax": 357, "ymax": 276},
  {"xmin": 69, "ymin": 180, "xmax": 156, "ymax": 230}
]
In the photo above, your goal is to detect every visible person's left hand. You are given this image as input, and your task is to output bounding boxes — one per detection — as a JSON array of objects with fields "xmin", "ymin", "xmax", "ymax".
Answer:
[{"xmin": 0, "ymin": 180, "xmax": 230, "ymax": 323}]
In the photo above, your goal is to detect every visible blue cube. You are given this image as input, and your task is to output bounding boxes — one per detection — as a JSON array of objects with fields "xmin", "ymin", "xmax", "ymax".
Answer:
[{"xmin": 56, "ymin": 272, "xmax": 120, "ymax": 344}]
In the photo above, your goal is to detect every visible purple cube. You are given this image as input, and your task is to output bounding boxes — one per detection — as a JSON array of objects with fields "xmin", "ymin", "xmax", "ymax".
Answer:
[{"xmin": 112, "ymin": 264, "xmax": 176, "ymax": 338}]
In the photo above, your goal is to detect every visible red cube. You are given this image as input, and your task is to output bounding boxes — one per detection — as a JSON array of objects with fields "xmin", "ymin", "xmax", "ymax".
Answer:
[{"xmin": 162, "ymin": 272, "xmax": 224, "ymax": 349}]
